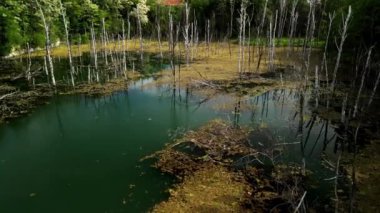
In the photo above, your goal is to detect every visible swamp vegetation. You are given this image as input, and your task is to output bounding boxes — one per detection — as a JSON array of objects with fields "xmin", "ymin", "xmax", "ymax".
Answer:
[{"xmin": 0, "ymin": 0, "xmax": 380, "ymax": 212}]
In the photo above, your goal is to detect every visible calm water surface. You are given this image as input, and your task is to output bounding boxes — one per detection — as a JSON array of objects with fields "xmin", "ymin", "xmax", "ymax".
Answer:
[{"xmin": 0, "ymin": 77, "xmax": 338, "ymax": 212}]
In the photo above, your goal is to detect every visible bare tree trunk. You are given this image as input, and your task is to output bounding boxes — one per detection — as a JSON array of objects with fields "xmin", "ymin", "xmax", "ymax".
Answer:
[
  {"xmin": 59, "ymin": 0, "xmax": 75, "ymax": 87},
  {"xmin": 229, "ymin": 0, "xmax": 235, "ymax": 37},
  {"xmin": 269, "ymin": 11, "xmax": 278, "ymax": 72},
  {"xmin": 277, "ymin": 0, "xmax": 288, "ymax": 39},
  {"xmin": 137, "ymin": 8, "xmax": 144, "ymax": 61},
  {"xmin": 183, "ymin": 2, "xmax": 191, "ymax": 66},
  {"xmin": 353, "ymin": 46, "xmax": 374, "ymax": 117},
  {"xmin": 206, "ymin": 19, "xmax": 210, "ymax": 57},
  {"xmin": 256, "ymin": 0, "xmax": 268, "ymax": 73},
  {"xmin": 87, "ymin": 65, "xmax": 91, "ymax": 84},
  {"xmin": 303, "ymin": 0, "xmax": 316, "ymax": 75},
  {"xmin": 122, "ymin": 21, "xmax": 127, "ymax": 79},
  {"xmin": 331, "ymin": 6, "xmax": 352, "ymax": 92},
  {"xmin": 238, "ymin": 0, "xmax": 247, "ymax": 76},
  {"xmin": 368, "ymin": 69, "xmax": 380, "ymax": 107},
  {"xmin": 321, "ymin": 12, "xmax": 336, "ymax": 85},
  {"xmin": 194, "ymin": 16, "xmax": 199, "ymax": 59},
  {"xmin": 287, "ymin": 0, "xmax": 298, "ymax": 57},
  {"xmin": 169, "ymin": 13, "xmax": 175, "ymax": 84},
  {"xmin": 102, "ymin": 18, "xmax": 108, "ymax": 66},
  {"xmin": 25, "ymin": 42, "xmax": 32, "ymax": 81},
  {"xmin": 247, "ymin": 17, "xmax": 252, "ymax": 72},
  {"xmin": 157, "ymin": 20, "xmax": 163, "ymax": 59},
  {"xmin": 90, "ymin": 22, "xmax": 99, "ymax": 82},
  {"xmin": 127, "ymin": 16, "xmax": 131, "ymax": 53},
  {"xmin": 36, "ymin": 0, "xmax": 56, "ymax": 87}
]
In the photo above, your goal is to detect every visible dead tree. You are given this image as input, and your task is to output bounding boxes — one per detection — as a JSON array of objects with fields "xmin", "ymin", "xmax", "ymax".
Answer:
[
  {"xmin": 268, "ymin": 11, "xmax": 278, "ymax": 72},
  {"xmin": 368, "ymin": 67, "xmax": 380, "ymax": 107},
  {"xmin": 277, "ymin": 0, "xmax": 288, "ymax": 39},
  {"xmin": 90, "ymin": 22, "xmax": 99, "ymax": 82},
  {"xmin": 137, "ymin": 7, "xmax": 144, "ymax": 61},
  {"xmin": 183, "ymin": 2, "xmax": 191, "ymax": 66},
  {"xmin": 36, "ymin": 0, "xmax": 56, "ymax": 87},
  {"xmin": 122, "ymin": 20, "xmax": 127, "ymax": 79},
  {"xmin": 156, "ymin": 14, "xmax": 163, "ymax": 59},
  {"xmin": 229, "ymin": 0, "xmax": 235, "ymax": 37},
  {"xmin": 287, "ymin": 0, "xmax": 299, "ymax": 57},
  {"xmin": 330, "ymin": 6, "xmax": 352, "ymax": 92},
  {"xmin": 25, "ymin": 42, "xmax": 32, "ymax": 81},
  {"xmin": 102, "ymin": 18, "xmax": 108, "ymax": 66},
  {"xmin": 255, "ymin": 0, "xmax": 269, "ymax": 73},
  {"xmin": 59, "ymin": 0, "xmax": 75, "ymax": 87},
  {"xmin": 320, "ymin": 12, "xmax": 336, "ymax": 85},
  {"xmin": 353, "ymin": 46, "xmax": 374, "ymax": 117},
  {"xmin": 238, "ymin": 0, "xmax": 248, "ymax": 76}
]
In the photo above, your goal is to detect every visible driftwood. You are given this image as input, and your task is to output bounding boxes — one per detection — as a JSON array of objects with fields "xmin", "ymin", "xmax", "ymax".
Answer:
[
  {"xmin": 192, "ymin": 79, "xmax": 221, "ymax": 89},
  {"xmin": 0, "ymin": 92, "xmax": 18, "ymax": 101},
  {"xmin": 10, "ymin": 73, "xmax": 25, "ymax": 81},
  {"xmin": 294, "ymin": 191, "xmax": 307, "ymax": 213}
]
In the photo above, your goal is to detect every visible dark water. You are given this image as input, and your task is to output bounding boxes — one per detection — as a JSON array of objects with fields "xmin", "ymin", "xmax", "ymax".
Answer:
[
  {"xmin": 0, "ymin": 74, "xmax": 340, "ymax": 212},
  {"xmin": 0, "ymin": 79, "xmax": 220, "ymax": 213}
]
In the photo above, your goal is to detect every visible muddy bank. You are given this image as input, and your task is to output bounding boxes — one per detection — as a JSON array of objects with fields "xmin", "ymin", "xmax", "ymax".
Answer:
[
  {"xmin": 0, "ymin": 72, "xmax": 147, "ymax": 125},
  {"xmin": 0, "ymin": 80, "xmax": 123, "ymax": 125},
  {"xmin": 144, "ymin": 120, "xmax": 307, "ymax": 212},
  {"xmin": 0, "ymin": 83, "xmax": 53, "ymax": 124}
]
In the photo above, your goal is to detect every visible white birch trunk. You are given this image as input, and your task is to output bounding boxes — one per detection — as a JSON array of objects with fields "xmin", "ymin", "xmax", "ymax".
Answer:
[{"xmin": 59, "ymin": 0, "xmax": 75, "ymax": 87}]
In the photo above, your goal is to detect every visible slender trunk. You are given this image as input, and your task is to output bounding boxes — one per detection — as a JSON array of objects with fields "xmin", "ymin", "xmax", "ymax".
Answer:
[
  {"xmin": 207, "ymin": 19, "xmax": 210, "ymax": 57},
  {"xmin": 90, "ymin": 22, "xmax": 99, "ymax": 82},
  {"xmin": 331, "ymin": 6, "xmax": 352, "ymax": 92},
  {"xmin": 137, "ymin": 8, "xmax": 144, "ymax": 61},
  {"xmin": 256, "ymin": 0, "xmax": 268, "ymax": 73},
  {"xmin": 127, "ymin": 17, "xmax": 131, "ymax": 53},
  {"xmin": 102, "ymin": 18, "xmax": 108, "ymax": 66},
  {"xmin": 368, "ymin": 70, "xmax": 380, "ymax": 107},
  {"xmin": 287, "ymin": 0, "xmax": 298, "ymax": 57},
  {"xmin": 269, "ymin": 11, "xmax": 278, "ymax": 72},
  {"xmin": 229, "ymin": 0, "xmax": 235, "ymax": 37},
  {"xmin": 183, "ymin": 2, "xmax": 191, "ymax": 66},
  {"xmin": 59, "ymin": 0, "xmax": 75, "ymax": 87},
  {"xmin": 122, "ymin": 21, "xmax": 127, "ymax": 79},
  {"xmin": 321, "ymin": 12, "xmax": 336, "ymax": 85},
  {"xmin": 238, "ymin": 0, "xmax": 247, "ymax": 76},
  {"xmin": 353, "ymin": 46, "xmax": 374, "ymax": 117},
  {"xmin": 36, "ymin": 0, "xmax": 56, "ymax": 87},
  {"xmin": 25, "ymin": 42, "xmax": 32, "ymax": 81},
  {"xmin": 157, "ymin": 21, "xmax": 163, "ymax": 59}
]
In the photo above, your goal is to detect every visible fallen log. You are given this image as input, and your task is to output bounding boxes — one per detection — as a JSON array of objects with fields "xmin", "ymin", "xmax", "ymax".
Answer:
[{"xmin": 0, "ymin": 91, "xmax": 18, "ymax": 101}]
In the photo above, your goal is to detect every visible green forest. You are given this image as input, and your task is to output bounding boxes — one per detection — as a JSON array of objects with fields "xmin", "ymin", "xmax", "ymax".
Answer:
[{"xmin": 0, "ymin": 0, "xmax": 379, "ymax": 56}]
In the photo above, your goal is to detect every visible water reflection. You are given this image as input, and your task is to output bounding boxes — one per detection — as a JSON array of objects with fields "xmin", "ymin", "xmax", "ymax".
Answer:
[{"xmin": 0, "ymin": 83, "xmax": 345, "ymax": 212}]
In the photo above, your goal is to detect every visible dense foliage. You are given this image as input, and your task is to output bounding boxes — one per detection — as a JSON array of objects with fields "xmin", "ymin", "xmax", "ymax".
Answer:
[{"xmin": 0, "ymin": 0, "xmax": 378, "ymax": 56}]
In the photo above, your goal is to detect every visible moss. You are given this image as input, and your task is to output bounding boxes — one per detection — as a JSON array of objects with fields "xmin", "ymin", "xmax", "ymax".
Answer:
[
  {"xmin": 152, "ymin": 164, "xmax": 251, "ymax": 213},
  {"xmin": 145, "ymin": 120, "xmax": 305, "ymax": 212}
]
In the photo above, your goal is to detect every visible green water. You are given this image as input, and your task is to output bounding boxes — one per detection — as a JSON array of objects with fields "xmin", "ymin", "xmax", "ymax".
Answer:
[
  {"xmin": 0, "ymin": 79, "xmax": 219, "ymax": 213},
  {"xmin": 0, "ymin": 75, "xmax": 339, "ymax": 212}
]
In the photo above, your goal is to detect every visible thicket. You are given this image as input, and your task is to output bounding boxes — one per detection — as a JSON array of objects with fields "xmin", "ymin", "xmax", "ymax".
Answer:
[{"xmin": 0, "ymin": 0, "xmax": 378, "ymax": 56}]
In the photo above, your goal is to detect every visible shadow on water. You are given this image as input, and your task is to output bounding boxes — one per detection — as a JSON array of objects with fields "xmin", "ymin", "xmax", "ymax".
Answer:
[
  {"xmin": 10, "ymin": 51, "xmax": 173, "ymax": 85},
  {"xmin": 0, "ymin": 70, "xmax": 361, "ymax": 212},
  {"xmin": 0, "ymin": 78, "xmax": 220, "ymax": 213}
]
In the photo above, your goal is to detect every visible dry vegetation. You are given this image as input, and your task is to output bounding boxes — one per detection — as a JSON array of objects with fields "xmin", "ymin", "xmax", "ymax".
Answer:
[
  {"xmin": 144, "ymin": 120, "xmax": 306, "ymax": 212},
  {"xmin": 152, "ymin": 164, "xmax": 251, "ymax": 213}
]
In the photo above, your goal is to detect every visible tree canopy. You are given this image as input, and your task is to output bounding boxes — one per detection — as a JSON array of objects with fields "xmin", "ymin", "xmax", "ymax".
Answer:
[{"xmin": 0, "ymin": 0, "xmax": 378, "ymax": 56}]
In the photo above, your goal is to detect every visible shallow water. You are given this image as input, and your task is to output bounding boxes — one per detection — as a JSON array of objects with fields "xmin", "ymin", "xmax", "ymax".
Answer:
[
  {"xmin": 0, "ymin": 79, "xmax": 220, "ymax": 213},
  {"xmin": 0, "ymin": 75, "xmax": 340, "ymax": 212}
]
